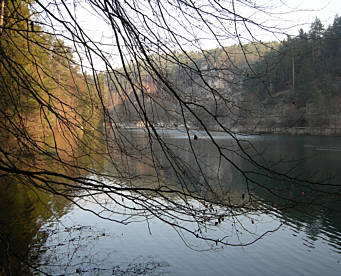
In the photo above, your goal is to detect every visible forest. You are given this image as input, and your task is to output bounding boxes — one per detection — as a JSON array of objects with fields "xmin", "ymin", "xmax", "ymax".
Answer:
[
  {"xmin": 245, "ymin": 16, "xmax": 341, "ymax": 103},
  {"xmin": 241, "ymin": 16, "xmax": 341, "ymax": 129},
  {"xmin": 0, "ymin": 0, "xmax": 106, "ymax": 160},
  {"xmin": 107, "ymin": 15, "xmax": 341, "ymax": 130}
]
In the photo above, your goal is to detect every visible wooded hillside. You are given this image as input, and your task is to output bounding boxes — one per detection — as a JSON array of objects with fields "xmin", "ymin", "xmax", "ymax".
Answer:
[{"xmin": 106, "ymin": 15, "xmax": 341, "ymax": 131}]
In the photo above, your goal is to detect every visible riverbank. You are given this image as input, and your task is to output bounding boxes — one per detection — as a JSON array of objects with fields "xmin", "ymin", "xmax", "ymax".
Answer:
[
  {"xmin": 119, "ymin": 125, "xmax": 341, "ymax": 137},
  {"xmin": 229, "ymin": 126, "xmax": 341, "ymax": 136}
]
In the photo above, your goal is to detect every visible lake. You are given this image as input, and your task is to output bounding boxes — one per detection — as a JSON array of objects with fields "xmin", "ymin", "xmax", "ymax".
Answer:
[{"xmin": 1, "ymin": 131, "xmax": 341, "ymax": 275}]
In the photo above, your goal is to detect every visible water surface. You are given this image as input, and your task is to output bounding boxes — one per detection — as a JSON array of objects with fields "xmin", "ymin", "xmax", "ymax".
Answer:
[{"xmin": 1, "ymin": 133, "xmax": 341, "ymax": 275}]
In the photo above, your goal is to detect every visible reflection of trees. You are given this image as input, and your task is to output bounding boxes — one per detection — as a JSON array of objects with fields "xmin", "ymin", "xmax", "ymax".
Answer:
[
  {"xmin": 111, "ymin": 256, "xmax": 170, "ymax": 276},
  {"xmin": 0, "ymin": 174, "xmax": 72, "ymax": 275},
  {"xmin": 105, "ymin": 130, "xmax": 341, "ymax": 250},
  {"xmin": 240, "ymin": 136, "xmax": 341, "ymax": 252},
  {"xmin": 0, "ymin": 124, "xmax": 104, "ymax": 274}
]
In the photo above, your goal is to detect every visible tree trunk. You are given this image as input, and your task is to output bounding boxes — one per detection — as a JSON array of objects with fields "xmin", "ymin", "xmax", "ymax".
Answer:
[{"xmin": 0, "ymin": 0, "xmax": 5, "ymax": 33}]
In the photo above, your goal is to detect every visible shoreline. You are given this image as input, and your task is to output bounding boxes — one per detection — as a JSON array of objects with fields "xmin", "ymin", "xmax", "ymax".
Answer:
[
  {"xmin": 119, "ymin": 125, "xmax": 341, "ymax": 137},
  {"xmin": 229, "ymin": 126, "xmax": 341, "ymax": 137}
]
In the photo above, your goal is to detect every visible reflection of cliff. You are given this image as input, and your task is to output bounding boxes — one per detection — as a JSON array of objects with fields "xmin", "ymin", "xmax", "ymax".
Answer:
[{"xmin": 110, "ymin": 130, "xmax": 249, "ymax": 204}]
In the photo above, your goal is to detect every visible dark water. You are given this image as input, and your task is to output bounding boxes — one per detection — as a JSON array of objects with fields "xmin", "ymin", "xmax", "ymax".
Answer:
[{"xmin": 1, "ymin": 132, "xmax": 341, "ymax": 275}]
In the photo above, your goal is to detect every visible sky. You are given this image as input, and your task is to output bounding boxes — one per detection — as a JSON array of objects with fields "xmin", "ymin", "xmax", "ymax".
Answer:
[
  {"xmin": 283, "ymin": 0, "xmax": 341, "ymax": 31},
  {"xmin": 46, "ymin": 0, "xmax": 341, "ymax": 71}
]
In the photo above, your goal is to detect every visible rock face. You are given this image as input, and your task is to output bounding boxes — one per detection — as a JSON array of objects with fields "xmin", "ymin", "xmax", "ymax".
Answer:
[
  {"xmin": 243, "ymin": 91, "xmax": 341, "ymax": 127},
  {"xmin": 105, "ymin": 42, "xmax": 281, "ymax": 128},
  {"xmin": 107, "ymin": 74, "xmax": 341, "ymax": 135},
  {"xmin": 229, "ymin": 88, "xmax": 341, "ymax": 135},
  {"xmin": 106, "ymin": 51, "xmax": 341, "ymax": 134},
  {"xmin": 106, "ymin": 64, "xmax": 242, "ymax": 128}
]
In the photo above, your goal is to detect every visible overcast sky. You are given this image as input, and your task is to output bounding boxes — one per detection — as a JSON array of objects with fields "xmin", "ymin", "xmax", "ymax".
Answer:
[
  {"xmin": 285, "ymin": 0, "xmax": 341, "ymax": 30},
  {"xmin": 56, "ymin": 0, "xmax": 341, "ymax": 71}
]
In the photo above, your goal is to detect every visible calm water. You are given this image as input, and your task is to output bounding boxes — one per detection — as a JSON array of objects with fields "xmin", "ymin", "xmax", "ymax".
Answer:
[{"xmin": 1, "ymin": 132, "xmax": 341, "ymax": 275}]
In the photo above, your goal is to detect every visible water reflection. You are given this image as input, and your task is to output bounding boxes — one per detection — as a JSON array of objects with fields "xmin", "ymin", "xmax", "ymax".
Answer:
[
  {"xmin": 1, "ymin": 132, "xmax": 341, "ymax": 275},
  {"xmin": 246, "ymin": 136, "xmax": 341, "ymax": 253},
  {"xmin": 0, "ymin": 175, "xmax": 72, "ymax": 275},
  {"xmin": 110, "ymin": 131, "xmax": 341, "ymax": 250},
  {"xmin": 115, "ymin": 129, "xmax": 248, "ymax": 202}
]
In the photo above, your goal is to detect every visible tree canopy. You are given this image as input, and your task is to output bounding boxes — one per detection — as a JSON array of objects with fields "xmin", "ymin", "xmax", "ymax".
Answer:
[{"xmin": 244, "ymin": 16, "xmax": 341, "ymax": 103}]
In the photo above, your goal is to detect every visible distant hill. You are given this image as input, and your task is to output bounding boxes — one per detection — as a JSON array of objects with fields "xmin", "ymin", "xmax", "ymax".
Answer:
[
  {"xmin": 106, "ymin": 41, "xmax": 279, "ymax": 129},
  {"xmin": 106, "ymin": 15, "xmax": 341, "ymax": 133}
]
